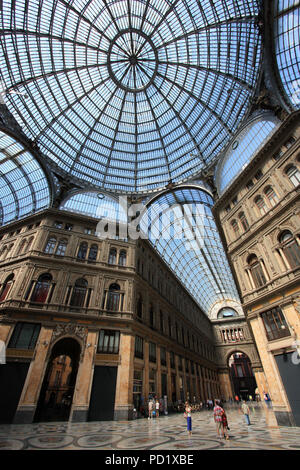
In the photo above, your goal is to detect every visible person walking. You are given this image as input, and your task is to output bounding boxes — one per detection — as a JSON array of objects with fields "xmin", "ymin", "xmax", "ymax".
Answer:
[
  {"xmin": 148, "ymin": 399, "xmax": 154, "ymax": 419},
  {"xmin": 184, "ymin": 401, "xmax": 192, "ymax": 436},
  {"xmin": 155, "ymin": 399, "xmax": 160, "ymax": 418},
  {"xmin": 241, "ymin": 400, "xmax": 251, "ymax": 425},
  {"xmin": 263, "ymin": 392, "xmax": 272, "ymax": 408},
  {"xmin": 213, "ymin": 400, "xmax": 229, "ymax": 440}
]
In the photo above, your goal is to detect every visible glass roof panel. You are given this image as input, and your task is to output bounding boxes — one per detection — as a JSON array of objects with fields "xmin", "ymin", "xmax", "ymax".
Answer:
[
  {"xmin": 215, "ymin": 116, "xmax": 280, "ymax": 195},
  {"xmin": 274, "ymin": 0, "xmax": 300, "ymax": 109},
  {"xmin": 60, "ymin": 190, "xmax": 128, "ymax": 223},
  {"xmin": 0, "ymin": 130, "xmax": 51, "ymax": 226},
  {"xmin": 0, "ymin": 0, "xmax": 262, "ymax": 193}
]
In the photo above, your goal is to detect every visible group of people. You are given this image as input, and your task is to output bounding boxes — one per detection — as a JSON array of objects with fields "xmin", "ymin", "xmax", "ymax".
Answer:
[
  {"xmin": 181, "ymin": 398, "xmax": 254, "ymax": 439},
  {"xmin": 148, "ymin": 398, "xmax": 161, "ymax": 419}
]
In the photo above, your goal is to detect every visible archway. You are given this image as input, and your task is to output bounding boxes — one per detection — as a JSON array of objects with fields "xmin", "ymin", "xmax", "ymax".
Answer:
[
  {"xmin": 228, "ymin": 352, "xmax": 257, "ymax": 401},
  {"xmin": 34, "ymin": 337, "xmax": 81, "ymax": 422}
]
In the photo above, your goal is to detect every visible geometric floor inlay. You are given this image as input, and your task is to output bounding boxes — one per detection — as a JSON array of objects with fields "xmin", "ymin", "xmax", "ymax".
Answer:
[{"xmin": 0, "ymin": 403, "xmax": 300, "ymax": 451}]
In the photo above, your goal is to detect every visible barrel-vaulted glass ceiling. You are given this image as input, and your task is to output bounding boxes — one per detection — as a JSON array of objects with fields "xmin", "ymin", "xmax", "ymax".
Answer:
[
  {"xmin": 140, "ymin": 187, "xmax": 240, "ymax": 314},
  {"xmin": 0, "ymin": 130, "xmax": 50, "ymax": 226},
  {"xmin": 0, "ymin": 0, "xmax": 262, "ymax": 193}
]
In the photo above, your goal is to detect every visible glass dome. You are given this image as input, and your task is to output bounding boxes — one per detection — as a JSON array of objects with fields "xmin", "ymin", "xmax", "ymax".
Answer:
[{"xmin": 0, "ymin": 0, "xmax": 262, "ymax": 193}]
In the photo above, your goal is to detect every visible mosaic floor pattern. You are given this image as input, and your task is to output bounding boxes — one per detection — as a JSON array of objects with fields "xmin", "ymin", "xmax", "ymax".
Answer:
[{"xmin": 0, "ymin": 403, "xmax": 300, "ymax": 451}]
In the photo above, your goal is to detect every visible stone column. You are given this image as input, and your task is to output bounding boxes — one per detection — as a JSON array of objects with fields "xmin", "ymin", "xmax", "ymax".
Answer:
[
  {"xmin": 13, "ymin": 326, "xmax": 53, "ymax": 423},
  {"xmin": 144, "ymin": 340, "xmax": 149, "ymax": 400},
  {"xmin": 114, "ymin": 332, "xmax": 135, "ymax": 420},
  {"xmin": 70, "ymin": 330, "xmax": 98, "ymax": 422},
  {"xmin": 218, "ymin": 369, "xmax": 233, "ymax": 401},
  {"xmin": 156, "ymin": 346, "xmax": 161, "ymax": 398},
  {"xmin": 167, "ymin": 351, "xmax": 173, "ymax": 402}
]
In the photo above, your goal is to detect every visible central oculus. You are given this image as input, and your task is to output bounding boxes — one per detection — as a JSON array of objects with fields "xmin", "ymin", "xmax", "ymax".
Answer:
[{"xmin": 107, "ymin": 29, "xmax": 158, "ymax": 93}]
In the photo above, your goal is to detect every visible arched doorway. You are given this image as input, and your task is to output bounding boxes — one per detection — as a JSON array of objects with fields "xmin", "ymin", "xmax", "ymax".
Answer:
[
  {"xmin": 34, "ymin": 337, "xmax": 81, "ymax": 422},
  {"xmin": 228, "ymin": 352, "xmax": 257, "ymax": 401}
]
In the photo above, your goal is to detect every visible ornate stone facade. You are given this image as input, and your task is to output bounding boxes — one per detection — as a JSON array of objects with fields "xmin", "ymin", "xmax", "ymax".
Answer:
[{"xmin": 213, "ymin": 112, "xmax": 300, "ymax": 426}]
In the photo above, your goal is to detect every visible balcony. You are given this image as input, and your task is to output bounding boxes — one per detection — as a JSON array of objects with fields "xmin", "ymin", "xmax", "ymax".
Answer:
[{"xmin": 0, "ymin": 298, "xmax": 133, "ymax": 320}]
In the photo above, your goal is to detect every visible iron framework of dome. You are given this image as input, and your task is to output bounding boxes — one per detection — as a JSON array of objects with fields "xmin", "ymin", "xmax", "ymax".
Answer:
[{"xmin": 0, "ymin": 0, "xmax": 262, "ymax": 193}]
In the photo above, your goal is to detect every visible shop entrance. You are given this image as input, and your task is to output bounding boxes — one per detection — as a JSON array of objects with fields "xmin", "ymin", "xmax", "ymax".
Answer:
[
  {"xmin": 34, "ymin": 338, "xmax": 81, "ymax": 422},
  {"xmin": 228, "ymin": 352, "xmax": 257, "ymax": 401}
]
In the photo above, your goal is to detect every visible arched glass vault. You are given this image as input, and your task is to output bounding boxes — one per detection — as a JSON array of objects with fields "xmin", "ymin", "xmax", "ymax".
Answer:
[
  {"xmin": 140, "ymin": 187, "xmax": 240, "ymax": 315},
  {"xmin": 215, "ymin": 114, "xmax": 280, "ymax": 195},
  {"xmin": 0, "ymin": 0, "xmax": 262, "ymax": 193}
]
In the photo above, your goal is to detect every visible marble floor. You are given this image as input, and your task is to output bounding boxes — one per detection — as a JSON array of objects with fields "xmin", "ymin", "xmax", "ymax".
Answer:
[{"xmin": 0, "ymin": 403, "xmax": 300, "ymax": 451}]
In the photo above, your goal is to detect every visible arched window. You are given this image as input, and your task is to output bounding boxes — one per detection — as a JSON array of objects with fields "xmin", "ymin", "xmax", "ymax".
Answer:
[
  {"xmin": 247, "ymin": 255, "xmax": 267, "ymax": 288},
  {"xmin": 26, "ymin": 237, "xmax": 34, "ymax": 252},
  {"xmin": 231, "ymin": 219, "xmax": 240, "ymax": 235},
  {"xmin": 17, "ymin": 239, "xmax": 27, "ymax": 255},
  {"xmin": 44, "ymin": 237, "xmax": 57, "ymax": 254},
  {"xmin": 254, "ymin": 196, "xmax": 268, "ymax": 215},
  {"xmin": 0, "ymin": 273, "xmax": 14, "ymax": 302},
  {"xmin": 239, "ymin": 212, "xmax": 249, "ymax": 231},
  {"xmin": 279, "ymin": 231, "xmax": 300, "ymax": 269},
  {"xmin": 264, "ymin": 186, "xmax": 278, "ymax": 207},
  {"xmin": 70, "ymin": 278, "xmax": 88, "ymax": 307},
  {"xmin": 285, "ymin": 165, "xmax": 300, "ymax": 186},
  {"xmin": 108, "ymin": 248, "xmax": 117, "ymax": 264},
  {"xmin": 137, "ymin": 295, "xmax": 143, "ymax": 318},
  {"xmin": 88, "ymin": 244, "xmax": 98, "ymax": 262},
  {"xmin": 31, "ymin": 273, "xmax": 53, "ymax": 303},
  {"xmin": 106, "ymin": 283, "xmax": 121, "ymax": 312},
  {"xmin": 77, "ymin": 242, "xmax": 88, "ymax": 260},
  {"xmin": 217, "ymin": 307, "xmax": 238, "ymax": 319},
  {"xmin": 55, "ymin": 239, "xmax": 68, "ymax": 256},
  {"xmin": 118, "ymin": 250, "xmax": 127, "ymax": 266},
  {"xmin": 0, "ymin": 246, "xmax": 8, "ymax": 260}
]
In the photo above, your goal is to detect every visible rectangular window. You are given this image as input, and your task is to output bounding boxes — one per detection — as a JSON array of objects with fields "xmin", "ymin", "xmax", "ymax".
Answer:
[
  {"xmin": 149, "ymin": 342, "xmax": 156, "ymax": 363},
  {"xmin": 149, "ymin": 369, "xmax": 156, "ymax": 395},
  {"xmin": 161, "ymin": 347, "xmax": 167, "ymax": 366},
  {"xmin": 261, "ymin": 307, "xmax": 290, "ymax": 341},
  {"xmin": 97, "ymin": 330, "xmax": 120, "ymax": 354},
  {"xmin": 254, "ymin": 169, "xmax": 263, "ymax": 180},
  {"xmin": 133, "ymin": 370, "xmax": 143, "ymax": 394},
  {"xmin": 8, "ymin": 322, "xmax": 41, "ymax": 350},
  {"xmin": 170, "ymin": 351, "xmax": 175, "ymax": 369},
  {"xmin": 134, "ymin": 335, "xmax": 144, "ymax": 359},
  {"xmin": 246, "ymin": 179, "xmax": 254, "ymax": 190}
]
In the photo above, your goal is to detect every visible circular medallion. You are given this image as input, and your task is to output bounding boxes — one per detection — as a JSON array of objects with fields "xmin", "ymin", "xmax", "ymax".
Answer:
[{"xmin": 107, "ymin": 29, "xmax": 158, "ymax": 92}]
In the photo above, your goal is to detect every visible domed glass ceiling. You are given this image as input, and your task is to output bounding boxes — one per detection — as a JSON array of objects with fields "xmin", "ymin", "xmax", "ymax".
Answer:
[{"xmin": 0, "ymin": 0, "xmax": 262, "ymax": 193}]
